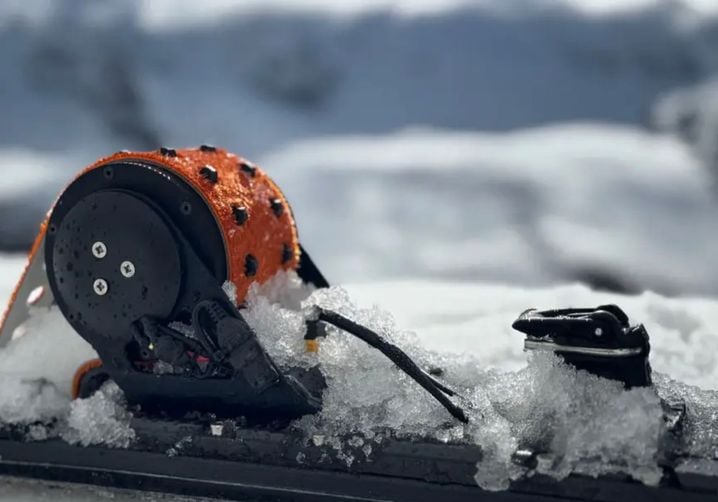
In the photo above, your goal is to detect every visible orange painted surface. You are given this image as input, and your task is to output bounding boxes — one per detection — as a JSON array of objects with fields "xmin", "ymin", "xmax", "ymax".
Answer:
[
  {"xmin": 0, "ymin": 147, "xmax": 300, "ymax": 340},
  {"xmin": 82, "ymin": 147, "xmax": 300, "ymax": 304},
  {"xmin": 0, "ymin": 220, "xmax": 48, "ymax": 337},
  {"xmin": 71, "ymin": 358, "xmax": 104, "ymax": 399}
]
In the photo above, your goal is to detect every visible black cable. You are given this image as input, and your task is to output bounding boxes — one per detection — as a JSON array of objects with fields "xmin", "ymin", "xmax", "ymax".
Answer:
[
  {"xmin": 191, "ymin": 301, "xmax": 223, "ymax": 362},
  {"xmin": 421, "ymin": 370, "xmax": 457, "ymax": 397},
  {"xmin": 313, "ymin": 308, "xmax": 469, "ymax": 423},
  {"xmin": 156, "ymin": 325, "xmax": 207, "ymax": 357}
]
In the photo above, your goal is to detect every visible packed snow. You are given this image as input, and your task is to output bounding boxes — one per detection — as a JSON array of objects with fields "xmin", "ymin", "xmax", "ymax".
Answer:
[
  {"xmin": 2, "ymin": 0, "xmax": 718, "ymax": 499},
  {"xmin": 0, "ymin": 300, "xmax": 131, "ymax": 448},
  {"xmin": 244, "ymin": 272, "xmax": 718, "ymax": 490},
  {"xmin": 3, "ymin": 265, "xmax": 718, "ymax": 491}
]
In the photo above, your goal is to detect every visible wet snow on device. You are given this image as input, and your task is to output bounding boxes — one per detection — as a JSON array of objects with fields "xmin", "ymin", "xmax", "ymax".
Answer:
[
  {"xmin": 0, "ymin": 147, "xmax": 328, "ymax": 420},
  {"xmin": 0, "ymin": 146, "xmax": 465, "ymax": 423},
  {"xmin": 0, "ymin": 146, "xmax": 711, "ymax": 502}
]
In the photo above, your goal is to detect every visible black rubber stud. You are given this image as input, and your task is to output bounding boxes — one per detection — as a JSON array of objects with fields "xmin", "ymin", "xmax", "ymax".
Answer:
[
  {"xmin": 239, "ymin": 161, "xmax": 257, "ymax": 178},
  {"xmin": 232, "ymin": 205, "xmax": 248, "ymax": 226},
  {"xmin": 199, "ymin": 165, "xmax": 218, "ymax": 184},
  {"xmin": 281, "ymin": 244, "xmax": 294, "ymax": 264},
  {"xmin": 199, "ymin": 144, "xmax": 217, "ymax": 153},
  {"xmin": 245, "ymin": 254, "xmax": 258, "ymax": 277},
  {"xmin": 159, "ymin": 147, "xmax": 177, "ymax": 158},
  {"xmin": 270, "ymin": 198, "xmax": 284, "ymax": 217}
]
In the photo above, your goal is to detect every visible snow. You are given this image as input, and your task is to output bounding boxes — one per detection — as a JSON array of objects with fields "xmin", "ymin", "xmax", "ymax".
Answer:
[
  {"xmin": 265, "ymin": 125, "xmax": 718, "ymax": 296},
  {"xmin": 240, "ymin": 272, "xmax": 718, "ymax": 489},
  {"xmin": 2, "ymin": 0, "xmax": 718, "ymax": 498},
  {"xmin": 0, "ymin": 0, "xmax": 712, "ymax": 162},
  {"xmin": 0, "ymin": 287, "xmax": 130, "ymax": 449},
  {"xmin": 0, "ymin": 379, "xmax": 68, "ymax": 427},
  {"xmin": 1, "ymin": 264, "xmax": 718, "ymax": 491},
  {"xmin": 0, "ymin": 306, "xmax": 97, "ymax": 395},
  {"xmin": 1, "ymin": 0, "xmax": 717, "ymax": 295},
  {"xmin": 652, "ymin": 78, "xmax": 718, "ymax": 183},
  {"xmin": 61, "ymin": 381, "xmax": 135, "ymax": 449}
]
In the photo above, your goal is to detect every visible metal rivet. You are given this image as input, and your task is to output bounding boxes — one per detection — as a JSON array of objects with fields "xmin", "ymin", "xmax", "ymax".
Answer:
[
  {"xmin": 239, "ymin": 162, "xmax": 257, "ymax": 178},
  {"xmin": 281, "ymin": 244, "xmax": 293, "ymax": 264},
  {"xmin": 200, "ymin": 144, "xmax": 217, "ymax": 153},
  {"xmin": 92, "ymin": 241, "xmax": 107, "ymax": 259},
  {"xmin": 270, "ymin": 198, "xmax": 284, "ymax": 217},
  {"xmin": 595, "ymin": 328, "xmax": 603, "ymax": 337},
  {"xmin": 232, "ymin": 205, "xmax": 248, "ymax": 226},
  {"xmin": 245, "ymin": 254, "xmax": 258, "ymax": 277},
  {"xmin": 159, "ymin": 147, "xmax": 177, "ymax": 157},
  {"xmin": 121, "ymin": 261, "xmax": 136, "ymax": 278},
  {"xmin": 199, "ymin": 165, "xmax": 218, "ymax": 184},
  {"xmin": 93, "ymin": 278, "xmax": 109, "ymax": 296}
]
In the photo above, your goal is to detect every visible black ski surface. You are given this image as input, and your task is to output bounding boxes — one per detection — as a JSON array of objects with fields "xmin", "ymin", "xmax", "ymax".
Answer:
[{"xmin": 0, "ymin": 417, "xmax": 716, "ymax": 502}]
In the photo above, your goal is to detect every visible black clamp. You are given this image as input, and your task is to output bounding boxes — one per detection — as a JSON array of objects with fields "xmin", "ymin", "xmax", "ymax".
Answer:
[{"xmin": 512, "ymin": 304, "xmax": 652, "ymax": 388}]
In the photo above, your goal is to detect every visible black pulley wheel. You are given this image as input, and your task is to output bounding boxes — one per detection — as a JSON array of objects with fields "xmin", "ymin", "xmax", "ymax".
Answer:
[{"xmin": 46, "ymin": 190, "xmax": 182, "ymax": 346}]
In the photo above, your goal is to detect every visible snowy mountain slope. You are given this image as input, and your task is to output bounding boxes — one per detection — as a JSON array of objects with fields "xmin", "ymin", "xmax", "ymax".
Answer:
[
  {"xmin": 652, "ymin": 78, "xmax": 718, "ymax": 183},
  {"xmin": 0, "ymin": 0, "xmax": 711, "ymax": 157},
  {"xmin": 263, "ymin": 125, "xmax": 718, "ymax": 295},
  {"xmin": 1, "ymin": 123, "xmax": 714, "ymax": 294}
]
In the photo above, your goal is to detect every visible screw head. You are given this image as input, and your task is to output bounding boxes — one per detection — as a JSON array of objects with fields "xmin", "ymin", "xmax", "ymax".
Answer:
[
  {"xmin": 594, "ymin": 328, "xmax": 603, "ymax": 337},
  {"xmin": 93, "ymin": 278, "xmax": 109, "ymax": 296},
  {"xmin": 92, "ymin": 242, "xmax": 107, "ymax": 259},
  {"xmin": 121, "ymin": 261, "xmax": 136, "ymax": 278}
]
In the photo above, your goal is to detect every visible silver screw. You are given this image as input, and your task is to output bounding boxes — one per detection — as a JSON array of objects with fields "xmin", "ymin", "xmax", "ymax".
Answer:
[
  {"xmin": 93, "ymin": 278, "xmax": 109, "ymax": 296},
  {"xmin": 121, "ymin": 261, "xmax": 136, "ymax": 278},
  {"xmin": 92, "ymin": 241, "xmax": 107, "ymax": 259},
  {"xmin": 595, "ymin": 328, "xmax": 603, "ymax": 337}
]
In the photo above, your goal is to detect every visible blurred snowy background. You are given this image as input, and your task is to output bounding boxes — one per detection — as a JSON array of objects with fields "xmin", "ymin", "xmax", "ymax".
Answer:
[
  {"xmin": 3, "ymin": 0, "xmax": 718, "ymax": 295},
  {"xmin": 4, "ymin": 2, "xmax": 718, "ymax": 499}
]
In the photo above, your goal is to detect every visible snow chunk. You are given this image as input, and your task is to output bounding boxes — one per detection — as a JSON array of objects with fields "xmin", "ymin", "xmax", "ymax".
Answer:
[
  {"xmin": 0, "ymin": 306, "xmax": 97, "ymax": 395},
  {"xmin": 62, "ymin": 381, "xmax": 135, "ymax": 448},
  {"xmin": 0, "ymin": 377, "xmax": 135, "ymax": 449},
  {"xmin": 243, "ymin": 280, "xmax": 666, "ymax": 489},
  {"xmin": 243, "ymin": 271, "xmax": 316, "ymax": 368},
  {"xmin": 0, "ymin": 378, "xmax": 69, "ymax": 426},
  {"xmin": 0, "ymin": 306, "xmax": 131, "ymax": 448},
  {"xmin": 473, "ymin": 353, "xmax": 663, "ymax": 490},
  {"xmin": 1, "ymin": 273, "xmax": 717, "ymax": 486},
  {"xmin": 654, "ymin": 373, "xmax": 718, "ymax": 460}
]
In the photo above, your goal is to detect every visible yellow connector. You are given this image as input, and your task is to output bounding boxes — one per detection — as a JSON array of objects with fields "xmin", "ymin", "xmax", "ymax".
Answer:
[{"xmin": 305, "ymin": 339, "xmax": 319, "ymax": 353}]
